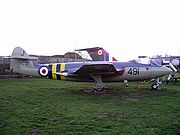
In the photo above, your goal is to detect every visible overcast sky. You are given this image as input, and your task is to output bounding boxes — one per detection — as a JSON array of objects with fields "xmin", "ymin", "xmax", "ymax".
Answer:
[{"xmin": 0, "ymin": 0, "xmax": 180, "ymax": 61}]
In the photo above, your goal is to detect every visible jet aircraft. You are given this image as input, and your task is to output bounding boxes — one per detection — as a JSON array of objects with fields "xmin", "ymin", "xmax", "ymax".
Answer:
[
  {"xmin": 75, "ymin": 47, "xmax": 117, "ymax": 61},
  {"xmin": 7, "ymin": 47, "xmax": 171, "ymax": 91}
]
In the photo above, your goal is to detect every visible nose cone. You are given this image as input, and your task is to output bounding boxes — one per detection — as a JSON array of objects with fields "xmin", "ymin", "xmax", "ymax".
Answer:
[{"xmin": 160, "ymin": 66, "xmax": 172, "ymax": 76}]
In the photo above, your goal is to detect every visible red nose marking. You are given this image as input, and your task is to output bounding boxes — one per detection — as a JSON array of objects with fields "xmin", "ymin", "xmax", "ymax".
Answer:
[
  {"xmin": 42, "ymin": 69, "xmax": 46, "ymax": 74},
  {"xmin": 118, "ymin": 69, "xmax": 125, "ymax": 75}
]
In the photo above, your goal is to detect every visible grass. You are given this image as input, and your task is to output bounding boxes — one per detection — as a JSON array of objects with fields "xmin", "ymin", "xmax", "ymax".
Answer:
[{"xmin": 0, "ymin": 78, "xmax": 180, "ymax": 135}]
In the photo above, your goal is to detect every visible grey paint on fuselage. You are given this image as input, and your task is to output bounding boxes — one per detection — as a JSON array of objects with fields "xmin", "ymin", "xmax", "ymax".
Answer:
[
  {"xmin": 38, "ymin": 61, "xmax": 170, "ymax": 82},
  {"xmin": 9, "ymin": 47, "xmax": 171, "ymax": 84}
]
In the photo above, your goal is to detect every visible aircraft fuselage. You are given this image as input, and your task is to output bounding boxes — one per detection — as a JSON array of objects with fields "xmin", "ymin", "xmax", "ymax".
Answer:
[{"xmin": 31, "ymin": 61, "xmax": 171, "ymax": 82}]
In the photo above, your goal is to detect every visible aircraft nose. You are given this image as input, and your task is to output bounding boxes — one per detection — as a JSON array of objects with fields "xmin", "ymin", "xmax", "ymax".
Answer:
[{"xmin": 160, "ymin": 66, "xmax": 172, "ymax": 75}]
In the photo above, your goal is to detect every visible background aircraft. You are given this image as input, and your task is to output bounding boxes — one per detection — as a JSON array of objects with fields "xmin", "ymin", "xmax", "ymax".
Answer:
[
  {"xmin": 133, "ymin": 55, "xmax": 180, "ymax": 71},
  {"xmin": 150, "ymin": 56, "xmax": 180, "ymax": 83},
  {"xmin": 75, "ymin": 47, "xmax": 117, "ymax": 61},
  {"xmin": 151, "ymin": 56, "xmax": 180, "ymax": 71},
  {"xmin": 7, "ymin": 47, "xmax": 171, "ymax": 91}
]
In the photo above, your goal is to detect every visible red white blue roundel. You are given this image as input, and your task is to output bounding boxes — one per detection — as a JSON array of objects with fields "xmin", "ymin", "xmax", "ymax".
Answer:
[
  {"xmin": 98, "ymin": 50, "xmax": 103, "ymax": 55},
  {"xmin": 38, "ymin": 66, "xmax": 49, "ymax": 77}
]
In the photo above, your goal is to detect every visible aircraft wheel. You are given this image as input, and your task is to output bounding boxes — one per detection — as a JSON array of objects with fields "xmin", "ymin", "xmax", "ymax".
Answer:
[{"xmin": 151, "ymin": 83, "xmax": 158, "ymax": 90}]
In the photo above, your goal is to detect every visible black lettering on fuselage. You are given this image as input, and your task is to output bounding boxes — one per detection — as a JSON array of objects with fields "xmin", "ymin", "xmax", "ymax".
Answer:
[{"xmin": 128, "ymin": 68, "xmax": 139, "ymax": 75}]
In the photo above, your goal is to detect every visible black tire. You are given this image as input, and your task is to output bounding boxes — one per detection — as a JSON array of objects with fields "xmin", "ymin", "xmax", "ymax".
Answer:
[{"xmin": 151, "ymin": 83, "xmax": 158, "ymax": 90}]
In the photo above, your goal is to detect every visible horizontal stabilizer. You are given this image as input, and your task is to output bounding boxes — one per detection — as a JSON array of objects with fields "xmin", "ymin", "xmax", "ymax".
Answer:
[{"xmin": 5, "ymin": 56, "xmax": 38, "ymax": 61}]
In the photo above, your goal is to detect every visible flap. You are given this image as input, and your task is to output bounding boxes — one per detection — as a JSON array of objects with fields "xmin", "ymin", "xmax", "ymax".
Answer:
[{"xmin": 74, "ymin": 64, "xmax": 118, "ymax": 76}]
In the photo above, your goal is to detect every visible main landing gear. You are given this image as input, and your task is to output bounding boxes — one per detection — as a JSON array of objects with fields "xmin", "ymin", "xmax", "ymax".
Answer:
[
  {"xmin": 90, "ymin": 75, "xmax": 163, "ymax": 92},
  {"xmin": 90, "ymin": 74, "xmax": 105, "ymax": 92}
]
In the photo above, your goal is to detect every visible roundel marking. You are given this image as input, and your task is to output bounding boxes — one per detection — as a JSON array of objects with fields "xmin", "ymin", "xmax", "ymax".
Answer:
[
  {"xmin": 38, "ymin": 66, "xmax": 49, "ymax": 77},
  {"xmin": 98, "ymin": 50, "xmax": 103, "ymax": 55}
]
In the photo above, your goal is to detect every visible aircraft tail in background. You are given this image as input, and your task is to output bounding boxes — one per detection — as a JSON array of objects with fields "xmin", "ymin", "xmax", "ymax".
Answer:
[{"xmin": 75, "ymin": 47, "xmax": 118, "ymax": 61}]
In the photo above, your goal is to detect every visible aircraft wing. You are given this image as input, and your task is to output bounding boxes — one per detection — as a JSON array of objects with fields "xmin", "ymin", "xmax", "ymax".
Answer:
[
  {"xmin": 73, "ymin": 63, "xmax": 120, "ymax": 76},
  {"xmin": 54, "ymin": 63, "xmax": 125, "ymax": 77}
]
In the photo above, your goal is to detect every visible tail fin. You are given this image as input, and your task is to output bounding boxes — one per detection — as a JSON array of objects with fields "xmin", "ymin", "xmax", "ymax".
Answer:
[
  {"xmin": 7, "ymin": 47, "xmax": 38, "ymax": 76},
  {"xmin": 76, "ymin": 47, "xmax": 118, "ymax": 61},
  {"xmin": 9, "ymin": 47, "xmax": 37, "ymax": 60}
]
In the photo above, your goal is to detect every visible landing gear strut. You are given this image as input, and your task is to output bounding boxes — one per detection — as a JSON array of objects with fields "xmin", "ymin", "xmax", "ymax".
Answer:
[
  {"xmin": 151, "ymin": 78, "xmax": 162, "ymax": 90},
  {"xmin": 90, "ymin": 74, "xmax": 105, "ymax": 92},
  {"xmin": 151, "ymin": 83, "xmax": 159, "ymax": 90},
  {"xmin": 124, "ymin": 80, "xmax": 128, "ymax": 87}
]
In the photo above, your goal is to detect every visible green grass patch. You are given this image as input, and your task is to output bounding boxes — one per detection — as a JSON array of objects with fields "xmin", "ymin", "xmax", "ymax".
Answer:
[{"xmin": 0, "ymin": 78, "xmax": 180, "ymax": 135}]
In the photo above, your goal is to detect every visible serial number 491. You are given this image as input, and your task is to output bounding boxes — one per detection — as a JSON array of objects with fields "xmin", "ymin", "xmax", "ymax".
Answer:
[{"xmin": 128, "ymin": 68, "xmax": 140, "ymax": 75}]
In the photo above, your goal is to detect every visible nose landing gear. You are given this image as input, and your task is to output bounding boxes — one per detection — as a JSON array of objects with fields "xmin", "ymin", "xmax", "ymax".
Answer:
[
  {"xmin": 151, "ymin": 78, "xmax": 162, "ymax": 90},
  {"xmin": 151, "ymin": 83, "xmax": 159, "ymax": 90}
]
